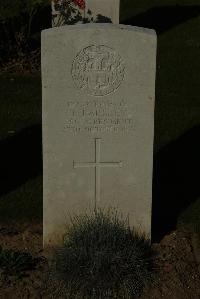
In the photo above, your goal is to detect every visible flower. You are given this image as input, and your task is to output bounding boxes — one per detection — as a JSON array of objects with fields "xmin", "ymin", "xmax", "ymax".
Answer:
[{"xmin": 73, "ymin": 0, "xmax": 85, "ymax": 10}]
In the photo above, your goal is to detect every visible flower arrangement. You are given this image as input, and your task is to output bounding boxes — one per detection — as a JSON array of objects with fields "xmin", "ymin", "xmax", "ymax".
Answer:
[
  {"xmin": 52, "ymin": 0, "xmax": 92, "ymax": 27},
  {"xmin": 52, "ymin": 0, "xmax": 112, "ymax": 27},
  {"xmin": 73, "ymin": 0, "xmax": 85, "ymax": 10}
]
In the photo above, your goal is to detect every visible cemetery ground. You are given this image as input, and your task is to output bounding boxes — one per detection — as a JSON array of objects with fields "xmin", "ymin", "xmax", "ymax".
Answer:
[{"xmin": 0, "ymin": 1, "xmax": 200, "ymax": 299}]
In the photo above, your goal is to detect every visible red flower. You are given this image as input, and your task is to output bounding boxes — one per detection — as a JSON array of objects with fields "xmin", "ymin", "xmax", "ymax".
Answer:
[{"xmin": 73, "ymin": 0, "xmax": 85, "ymax": 10}]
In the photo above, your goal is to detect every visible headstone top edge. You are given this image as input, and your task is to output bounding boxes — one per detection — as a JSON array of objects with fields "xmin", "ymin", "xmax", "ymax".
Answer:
[{"xmin": 42, "ymin": 24, "xmax": 156, "ymax": 37}]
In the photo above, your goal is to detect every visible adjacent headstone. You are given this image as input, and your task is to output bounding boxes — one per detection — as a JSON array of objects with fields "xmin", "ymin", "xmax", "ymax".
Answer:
[
  {"xmin": 42, "ymin": 24, "xmax": 157, "ymax": 246},
  {"xmin": 85, "ymin": 0, "xmax": 120, "ymax": 24},
  {"xmin": 52, "ymin": 0, "xmax": 120, "ymax": 27}
]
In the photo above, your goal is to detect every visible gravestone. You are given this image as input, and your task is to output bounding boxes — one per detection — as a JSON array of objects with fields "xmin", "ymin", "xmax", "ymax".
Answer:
[
  {"xmin": 42, "ymin": 24, "xmax": 157, "ymax": 246},
  {"xmin": 85, "ymin": 0, "xmax": 120, "ymax": 24}
]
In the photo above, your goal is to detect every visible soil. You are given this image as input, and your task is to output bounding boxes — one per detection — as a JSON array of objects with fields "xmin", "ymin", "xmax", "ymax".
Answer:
[
  {"xmin": 140, "ymin": 230, "xmax": 200, "ymax": 299},
  {"xmin": 0, "ymin": 49, "xmax": 41, "ymax": 74},
  {"xmin": 0, "ymin": 223, "xmax": 48, "ymax": 299},
  {"xmin": 0, "ymin": 223, "xmax": 199, "ymax": 299}
]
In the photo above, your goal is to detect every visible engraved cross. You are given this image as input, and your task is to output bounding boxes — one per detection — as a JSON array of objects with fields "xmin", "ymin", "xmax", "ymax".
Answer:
[{"xmin": 73, "ymin": 138, "xmax": 122, "ymax": 209}]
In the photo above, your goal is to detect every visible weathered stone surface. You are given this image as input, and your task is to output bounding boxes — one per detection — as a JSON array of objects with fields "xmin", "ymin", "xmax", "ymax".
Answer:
[{"xmin": 42, "ymin": 24, "xmax": 157, "ymax": 246}]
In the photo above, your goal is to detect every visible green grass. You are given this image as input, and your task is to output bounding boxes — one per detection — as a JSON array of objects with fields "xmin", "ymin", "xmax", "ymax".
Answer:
[
  {"xmin": 0, "ymin": 73, "xmax": 42, "ymax": 223},
  {"xmin": 0, "ymin": 73, "xmax": 41, "ymax": 141},
  {"xmin": 178, "ymin": 197, "xmax": 200, "ymax": 236},
  {"xmin": 155, "ymin": 15, "xmax": 200, "ymax": 152},
  {"xmin": 0, "ymin": 176, "xmax": 42, "ymax": 223},
  {"xmin": 120, "ymin": 0, "xmax": 200, "ymax": 21}
]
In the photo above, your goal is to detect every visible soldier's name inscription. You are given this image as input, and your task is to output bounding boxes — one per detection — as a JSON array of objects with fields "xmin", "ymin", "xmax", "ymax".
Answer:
[{"xmin": 65, "ymin": 99, "xmax": 135, "ymax": 133}]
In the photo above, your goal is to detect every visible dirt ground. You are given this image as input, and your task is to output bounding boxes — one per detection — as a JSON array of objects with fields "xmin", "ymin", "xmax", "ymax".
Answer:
[
  {"xmin": 0, "ymin": 223, "xmax": 200, "ymax": 299},
  {"xmin": 141, "ymin": 229, "xmax": 200, "ymax": 299},
  {"xmin": 0, "ymin": 223, "xmax": 48, "ymax": 298}
]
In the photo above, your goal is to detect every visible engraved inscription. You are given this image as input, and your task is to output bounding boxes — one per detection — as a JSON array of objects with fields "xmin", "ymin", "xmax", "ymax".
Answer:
[
  {"xmin": 74, "ymin": 138, "xmax": 122, "ymax": 208},
  {"xmin": 71, "ymin": 45, "xmax": 125, "ymax": 96},
  {"xmin": 65, "ymin": 99, "xmax": 135, "ymax": 133}
]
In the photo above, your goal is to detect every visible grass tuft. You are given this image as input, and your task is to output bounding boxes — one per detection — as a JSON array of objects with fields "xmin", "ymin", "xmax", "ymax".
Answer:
[{"xmin": 48, "ymin": 209, "xmax": 153, "ymax": 299}]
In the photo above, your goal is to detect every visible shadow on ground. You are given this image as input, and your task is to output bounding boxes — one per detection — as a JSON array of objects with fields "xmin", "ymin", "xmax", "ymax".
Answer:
[
  {"xmin": 124, "ymin": 5, "xmax": 200, "ymax": 34},
  {"xmin": 152, "ymin": 125, "xmax": 200, "ymax": 242},
  {"xmin": 0, "ymin": 125, "xmax": 42, "ymax": 198}
]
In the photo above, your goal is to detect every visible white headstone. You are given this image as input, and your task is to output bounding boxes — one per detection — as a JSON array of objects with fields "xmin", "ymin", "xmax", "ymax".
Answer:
[
  {"xmin": 42, "ymin": 24, "xmax": 157, "ymax": 246},
  {"xmin": 86, "ymin": 0, "xmax": 120, "ymax": 24}
]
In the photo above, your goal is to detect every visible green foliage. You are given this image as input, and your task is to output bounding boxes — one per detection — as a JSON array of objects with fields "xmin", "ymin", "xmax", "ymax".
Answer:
[
  {"xmin": 178, "ymin": 197, "xmax": 200, "ymax": 237},
  {"xmin": 0, "ymin": 1, "xmax": 21, "ymax": 20},
  {"xmin": 0, "ymin": 0, "xmax": 49, "ymax": 22},
  {"xmin": 0, "ymin": 246, "xmax": 36, "ymax": 277},
  {"xmin": 0, "ymin": 0, "xmax": 50, "ymax": 60},
  {"xmin": 49, "ymin": 209, "xmax": 153, "ymax": 299}
]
